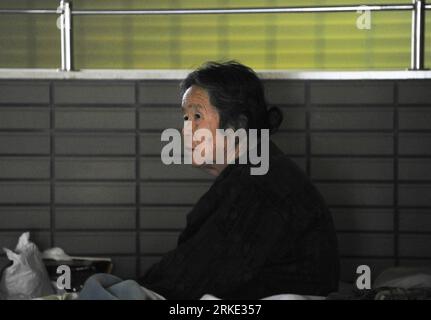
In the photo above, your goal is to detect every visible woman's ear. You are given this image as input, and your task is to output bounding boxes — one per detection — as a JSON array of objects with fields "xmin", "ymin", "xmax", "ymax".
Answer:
[{"xmin": 234, "ymin": 114, "xmax": 248, "ymax": 131}]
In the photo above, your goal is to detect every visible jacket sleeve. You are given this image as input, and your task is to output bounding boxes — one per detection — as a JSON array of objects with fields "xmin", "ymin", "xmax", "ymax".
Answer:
[{"xmin": 138, "ymin": 183, "xmax": 290, "ymax": 299}]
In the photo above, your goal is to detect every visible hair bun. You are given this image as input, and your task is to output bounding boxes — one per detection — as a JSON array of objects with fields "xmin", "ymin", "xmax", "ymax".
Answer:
[{"xmin": 267, "ymin": 106, "xmax": 283, "ymax": 134}]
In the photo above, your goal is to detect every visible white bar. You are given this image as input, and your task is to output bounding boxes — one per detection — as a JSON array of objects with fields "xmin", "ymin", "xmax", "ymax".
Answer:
[
  {"xmin": 60, "ymin": 1, "xmax": 73, "ymax": 71},
  {"xmin": 410, "ymin": 0, "xmax": 425, "ymax": 70},
  {"xmin": 71, "ymin": 5, "xmax": 414, "ymax": 15},
  {"xmin": 0, "ymin": 9, "xmax": 57, "ymax": 14},
  {"xmin": 1, "ymin": 69, "xmax": 431, "ymax": 80}
]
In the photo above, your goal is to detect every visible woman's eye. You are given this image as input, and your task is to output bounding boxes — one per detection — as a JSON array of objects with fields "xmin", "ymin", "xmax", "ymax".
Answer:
[
  {"xmin": 183, "ymin": 115, "xmax": 189, "ymax": 121},
  {"xmin": 194, "ymin": 113, "xmax": 201, "ymax": 120}
]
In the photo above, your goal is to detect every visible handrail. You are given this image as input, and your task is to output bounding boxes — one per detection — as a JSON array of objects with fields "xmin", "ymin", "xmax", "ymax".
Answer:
[
  {"xmin": 0, "ymin": 1, "xmax": 428, "ymax": 72},
  {"xmin": 71, "ymin": 5, "xmax": 414, "ymax": 15}
]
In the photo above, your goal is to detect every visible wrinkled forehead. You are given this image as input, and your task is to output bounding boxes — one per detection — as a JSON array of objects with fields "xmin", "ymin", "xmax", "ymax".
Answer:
[{"xmin": 181, "ymin": 86, "xmax": 210, "ymax": 110}]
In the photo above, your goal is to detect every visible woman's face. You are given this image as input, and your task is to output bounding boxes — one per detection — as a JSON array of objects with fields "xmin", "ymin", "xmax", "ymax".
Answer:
[{"xmin": 181, "ymin": 85, "xmax": 221, "ymax": 168}]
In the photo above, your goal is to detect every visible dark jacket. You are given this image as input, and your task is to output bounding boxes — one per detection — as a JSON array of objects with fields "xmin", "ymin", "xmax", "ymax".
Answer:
[{"xmin": 139, "ymin": 141, "xmax": 339, "ymax": 299}]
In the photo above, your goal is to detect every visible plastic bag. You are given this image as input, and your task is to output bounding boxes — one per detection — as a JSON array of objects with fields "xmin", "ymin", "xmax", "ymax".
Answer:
[{"xmin": 0, "ymin": 232, "xmax": 55, "ymax": 300}]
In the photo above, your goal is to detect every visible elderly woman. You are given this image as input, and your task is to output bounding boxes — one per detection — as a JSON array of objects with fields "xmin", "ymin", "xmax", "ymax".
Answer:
[{"xmin": 138, "ymin": 61, "xmax": 339, "ymax": 299}]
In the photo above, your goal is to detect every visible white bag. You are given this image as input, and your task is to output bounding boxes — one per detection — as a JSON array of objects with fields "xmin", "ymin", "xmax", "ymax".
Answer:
[{"xmin": 0, "ymin": 232, "xmax": 55, "ymax": 300}]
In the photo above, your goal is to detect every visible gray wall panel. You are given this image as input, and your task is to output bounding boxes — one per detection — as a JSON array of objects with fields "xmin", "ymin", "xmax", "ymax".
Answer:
[
  {"xmin": 311, "ymin": 158, "xmax": 393, "ymax": 181},
  {"xmin": 54, "ymin": 83, "xmax": 135, "ymax": 104},
  {"xmin": 56, "ymin": 207, "xmax": 135, "ymax": 229},
  {"xmin": 56, "ymin": 158, "xmax": 135, "ymax": 179},
  {"xmin": 55, "ymin": 232, "xmax": 136, "ymax": 255},
  {"xmin": 310, "ymin": 107, "xmax": 393, "ymax": 130},
  {"xmin": 0, "ymin": 182, "xmax": 50, "ymax": 204},
  {"xmin": 0, "ymin": 207, "xmax": 50, "ymax": 229},
  {"xmin": 140, "ymin": 107, "xmax": 183, "ymax": 131},
  {"xmin": 270, "ymin": 133, "xmax": 306, "ymax": 155},
  {"xmin": 310, "ymin": 82, "xmax": 394, "ymax": 105},
  {"xmin": 141, "ymin": 182, "xmax": 211, "ymax": 205},
  {"xmin": 399, "ymin": 133, "xmax": 431, "ymax": 155},
  {"xmin": 0, "ymin": 133, "xmax": 50, "ymax": 154},
  {"xmin": 398, "ymin": 81, "xmax": 431, "ymax": 104},
  {"xmin": 399, "ymin": 259, "xmax": 431, "ymax": 269},
  {"xmin": 0, "ymin": 107, "xmax": 50, "ymax": 129},
  {"xmin": 56, "ymin": 182, "xmax": 135, "ymax": 204},
  {"xmin": 263, "ymin": 81, "xmax": 305, "ymax": 105},
  {"xmin": 332, "ymin": 208, "xmax": 393, "ymax": 231},
  {"xmin": 55, "ymin": 108, "xmax": 135, "ymax": 129},
  {"xmin": 400, "ymin": 209, "xmax": 431, "ymax": 232},
  {"xmin": 311, "ymin": 133, "xmax": 393, "ymax": 155},
  {"xmin": 399, "ymin": 108, "xmax": 431, "ymax": 130},
  {"xmin": 279, "ymin": 108, "xmax": 306, "ymax": 130},
  {"xmin": 399, "ymin": 159, "xmax": 431, "ymax": 180},
  {"xmin": 0, "ymin": 157, "xmax": 50, "ymax": 178},
  {"xmin": 0, "ymin": 83, "xmax": 50, "ymax": 104},
  {"xmin": 56, "ymin": 134, "xmax": 135, "ymax": 155},
  {"xmin": 337, "ymin": 233, "xmax": 394, "ymax": 256},
  {"xmin": 399, "ymin": 235, "xmax": 431, "ymax": 257},
  {"xmin": 139, "ymin": 81, "xmax": 181, "ymax": 105},
  {"xmin": 140, "ymin": 133, "xmax": 164, "ymax": 156},
  {"xmin": 399, "ymin": 185, "xmax": 431, "ymax": 206},
  {"xmin": 318, "ymin": 183, "xmax": 393, "ymax": 206}
]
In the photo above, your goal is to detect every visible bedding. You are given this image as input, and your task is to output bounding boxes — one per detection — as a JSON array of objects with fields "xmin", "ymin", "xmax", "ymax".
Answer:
[
  {"xmin": 37, "ymin": 273, "xmax": 327, "ymax": 300},
  {"xmin": 36, "ymin": 266, "xmax": 431, "ymax": 300}
]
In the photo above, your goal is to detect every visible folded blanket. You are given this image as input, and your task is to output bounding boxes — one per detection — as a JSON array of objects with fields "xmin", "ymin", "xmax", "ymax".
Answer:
[
  {"xmin": 327, "ymin": 267, "xmax": 431, "ymax": 300},
  {"xmin": 77, "ymin": 273, "xmax": 165, "ymax": 300}
]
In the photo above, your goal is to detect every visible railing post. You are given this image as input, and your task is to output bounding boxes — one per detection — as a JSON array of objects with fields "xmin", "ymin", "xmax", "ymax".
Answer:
[
  {"xmin": 59, "ymin": 0, "xmax": 73, "ymax": 71},
  {"xmin": 410, "ymin": 0, "xmax": 426, "ymax": 70}
]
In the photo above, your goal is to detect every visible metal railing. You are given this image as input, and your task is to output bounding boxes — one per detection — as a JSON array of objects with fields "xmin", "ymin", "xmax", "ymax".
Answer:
[{"xmin": 0, "ymin": 0, "xmax": 429, "ymax": 71}]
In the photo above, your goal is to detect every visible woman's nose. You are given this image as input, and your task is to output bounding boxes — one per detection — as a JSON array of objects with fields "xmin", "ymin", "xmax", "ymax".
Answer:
[{"xmin": 182, "ymin": 121, "xmax": 196, "ymax": 136}]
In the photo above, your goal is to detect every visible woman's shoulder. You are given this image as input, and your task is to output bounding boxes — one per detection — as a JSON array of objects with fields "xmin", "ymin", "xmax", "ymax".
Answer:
[
  {"xmin": 217, "ymin": 141, "xmax": 316, "ymax": 207},
  {"xmin": 247, "ymin": 151, "xmax": 309, "ymax": 200}
]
